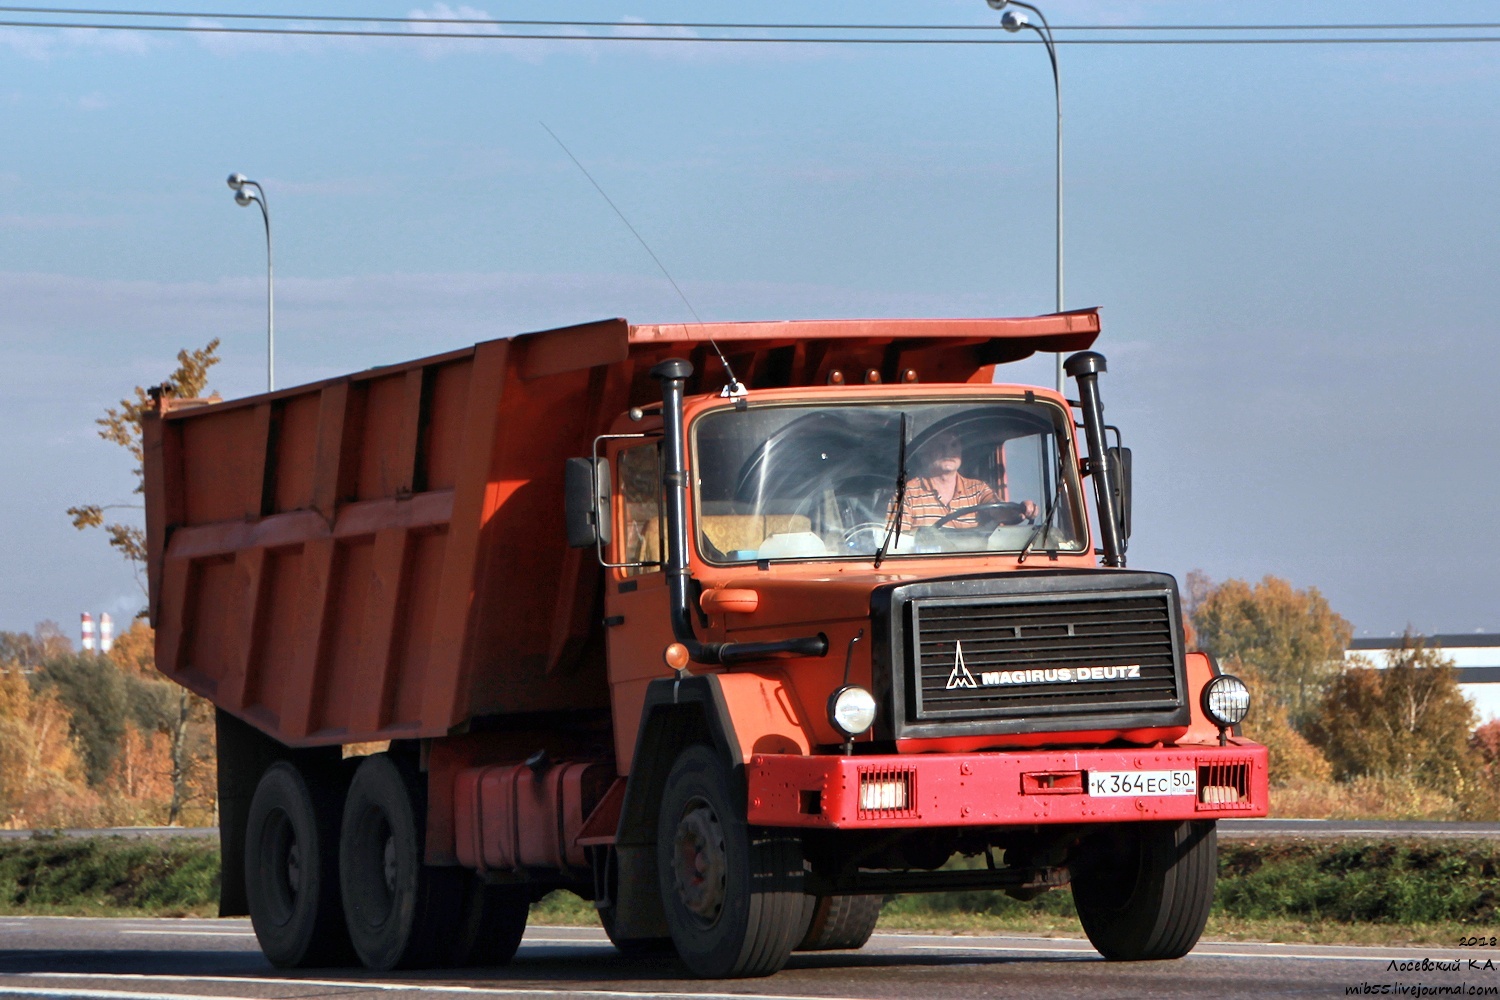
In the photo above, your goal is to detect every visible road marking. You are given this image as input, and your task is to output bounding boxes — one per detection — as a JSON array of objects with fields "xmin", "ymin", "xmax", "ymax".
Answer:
[
  {"xmin": 0, "ymin": 990, "xmax": 234, "ymax": 1000},
  {"xmin": 897, "ymin": 942, "xmax": 1493, "ymax": 963},
  {"xmin": 17, "ymin": 973, "xmax": 877, "ymax": 1000},
  {"xmin": 119, "ymin": 930, "xmax": 256, "ymax": 938}
]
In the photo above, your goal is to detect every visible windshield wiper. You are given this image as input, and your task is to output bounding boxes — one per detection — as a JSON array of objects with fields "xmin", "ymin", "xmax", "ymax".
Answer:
[
  {"xmin": 874, "ymin": 412, "xmax": 910, "ymax": 570},
  {"xmin": 1018, "ymin": 447, "xmax": 1068, "ymax": 565}
]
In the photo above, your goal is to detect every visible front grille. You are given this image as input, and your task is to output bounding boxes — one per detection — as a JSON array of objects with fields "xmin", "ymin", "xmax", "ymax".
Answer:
[{"xmin": 911, "ymin": 592, "xmax": 1179, "ymax": 721}]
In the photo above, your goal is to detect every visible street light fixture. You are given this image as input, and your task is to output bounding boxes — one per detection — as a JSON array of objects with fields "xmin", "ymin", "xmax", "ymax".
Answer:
[
  {"xmin": 227, "ymin": 172, "xmax": 275, "ymax": 392},
  {"xmin": 986, "ymin": 0, "xmax": 1064, "ymax": 393}
]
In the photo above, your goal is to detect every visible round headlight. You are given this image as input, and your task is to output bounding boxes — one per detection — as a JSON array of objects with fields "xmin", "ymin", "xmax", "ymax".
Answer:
[
  {"xmin": 1202, "ymin": 674, "xmax": 1250, "ymax": 728},
  {"xmin": 828, "ymin": 685, "xmax": 877, "ymax": 738}
]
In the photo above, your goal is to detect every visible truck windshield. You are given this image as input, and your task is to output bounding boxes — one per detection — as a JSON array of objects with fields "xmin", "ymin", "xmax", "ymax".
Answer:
[{"xmin": 691, "ymin": 399, "xmax": 1085, "ymax": 564}]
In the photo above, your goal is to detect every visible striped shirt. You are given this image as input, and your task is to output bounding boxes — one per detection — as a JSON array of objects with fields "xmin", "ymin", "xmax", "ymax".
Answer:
[{"xmin": 894, "ymin": 474, "xmax": 998, "ymax": 530}]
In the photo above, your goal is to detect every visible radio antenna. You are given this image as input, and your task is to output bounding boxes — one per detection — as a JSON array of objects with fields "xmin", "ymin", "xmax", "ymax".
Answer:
[{"xmin": 541, "ymin": 122, "xmax": 744, "ymax": 396}]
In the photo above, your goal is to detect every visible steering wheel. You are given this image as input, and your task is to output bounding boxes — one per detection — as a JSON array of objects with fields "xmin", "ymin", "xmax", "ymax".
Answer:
[
  {"xmin": 841, "ymin": 521, "xmax": 892, "ymax": 550},
  {"xmin": 931, "ymin": 501, "xmax": 1032, "ymax": 530}
]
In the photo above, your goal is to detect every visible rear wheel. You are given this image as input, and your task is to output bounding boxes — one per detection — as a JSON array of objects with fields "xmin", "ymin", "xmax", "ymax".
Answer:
[
  {"xmin": 656, "ymin": 744, "xmax": 805, "ymax": 978},
  {"xmin": 796, "ymin": 894, "xmax": 882, "ymax": 951},
  {"xmin": 339, "ymin": 753, "xmax": 458, "ymax": 970},
  {"xmin": 1071, "ymin": 820, "xmax": 1217, "ymax": 961},
  {"xmin": 446, "ymin": 878, "xmax": 530, "ymax": 967},
  {"xmin": 244, "ymin": 761, "xmax": 352, "ymax": 967}
]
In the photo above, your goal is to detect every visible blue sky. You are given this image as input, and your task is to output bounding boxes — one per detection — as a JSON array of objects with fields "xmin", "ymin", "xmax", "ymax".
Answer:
[{"xmin": 2, "ymin": 1, "xmax": 1497, "ymax": 640}]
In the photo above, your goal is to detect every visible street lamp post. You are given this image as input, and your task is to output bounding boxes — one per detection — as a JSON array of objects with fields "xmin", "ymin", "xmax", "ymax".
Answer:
[
  {"xmin": 986, "ymin": 0, "xmax": 1064, "ymax": 393},
  {"xmin": 227, "ymin": 173, "xmax": 275, "ymax": 392}
]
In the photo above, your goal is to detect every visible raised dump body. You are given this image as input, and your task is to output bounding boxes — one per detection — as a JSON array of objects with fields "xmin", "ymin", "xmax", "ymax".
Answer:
[{"xmin": 144, "ymin": 310, "xmax": 1266, "ymax": 980}]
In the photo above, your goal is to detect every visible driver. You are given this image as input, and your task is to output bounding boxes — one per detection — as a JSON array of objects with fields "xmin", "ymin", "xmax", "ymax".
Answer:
[{"xmin": 894, "ymin": 431, "xmax": 1036, "ymax": 530}]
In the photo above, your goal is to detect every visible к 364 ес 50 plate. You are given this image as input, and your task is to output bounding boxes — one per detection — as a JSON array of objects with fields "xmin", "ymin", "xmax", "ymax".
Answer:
[{"xmin": 1087, "ymin": 769, "xmax": 1197, "ymax": 797}]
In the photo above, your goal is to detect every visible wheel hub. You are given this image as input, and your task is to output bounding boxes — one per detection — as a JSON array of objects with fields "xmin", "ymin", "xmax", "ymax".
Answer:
[
  {"xmin": 382, "ymin": 836, "xmax": 398, "ymax": 895},
  {"xmin": 285, "ymin": 843, "xmax": 301, "ymax": 896},
  {"xmin": 671, "ymin": 799, "xmax": 727, "ymax": 923}
]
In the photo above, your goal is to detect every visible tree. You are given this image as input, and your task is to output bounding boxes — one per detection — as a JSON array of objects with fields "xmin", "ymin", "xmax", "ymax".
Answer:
[
  {"xmin": 66, "ymin": 340, "xmax": 220, "ymax": 582},
  {"xmin": 106, "ymin": 618, "xmax": 157, "ymax": 676},
  {"xmin": 62, "ymin": 346, "xmax": 223, "ymax": 826},
  {"xmin": 34, "ymin": 653, "xmax": 128, "ymax": 787},
  {"xmin": 1230, "ymin": 663, "xmax": 1332, "ymax": 785},
  {"xmin": 1309, "ymin": 636, "xmax": 1477, "ymax": 785},
  {"xmin": 1191, "ymin": 575, "xmax": 1353, "ymax": 730},
  {"xmin": 0, "ymin": 622, "xmax": 73, "ymax": 672},
  {"xmin": 0, "ymin": 666, "xmax": 91, "ymax": 828}
]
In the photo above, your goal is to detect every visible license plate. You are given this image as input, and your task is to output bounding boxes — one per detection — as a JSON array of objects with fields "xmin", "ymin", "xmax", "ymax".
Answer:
[{"xmin": 1087, "ymin": 769, "xmax": 1197, "ymax": 797}]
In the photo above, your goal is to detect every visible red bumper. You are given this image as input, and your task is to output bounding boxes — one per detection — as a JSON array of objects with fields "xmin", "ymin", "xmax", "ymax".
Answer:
[{"xmin": 744, "ymin": 740, "xmax": 1268, "ymax": 829}]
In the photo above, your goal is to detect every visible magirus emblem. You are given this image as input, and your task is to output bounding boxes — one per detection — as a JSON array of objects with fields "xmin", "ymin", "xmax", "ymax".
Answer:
[{"xmin": 946, "ymin": 640, "xmax": 978, "ymax": 690}]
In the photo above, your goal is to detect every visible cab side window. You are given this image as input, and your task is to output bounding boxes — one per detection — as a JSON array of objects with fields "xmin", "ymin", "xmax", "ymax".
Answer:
[{"xmin": 618, "ymin": 442, "xmax": 664, "ymax": 576}]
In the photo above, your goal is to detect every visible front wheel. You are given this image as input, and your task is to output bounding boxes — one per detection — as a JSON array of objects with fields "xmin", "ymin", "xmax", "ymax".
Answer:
[
  {"xmin": 1071, "ymin": 820, "xmax": 1217, "ymax": 961},
  {"xmin": 656, "ymin": 745, "xmax": 806, "ymax": 978}
]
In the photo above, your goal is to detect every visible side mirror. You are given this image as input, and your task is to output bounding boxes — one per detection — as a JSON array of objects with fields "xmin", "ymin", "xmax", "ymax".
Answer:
[
  {"xmin": 564, "ymin": 457, "xmax": 611, "ymax": 548},
  {"xmin": 1106, "ymin": 445, "xmax": 1132, "ymax": 542}
]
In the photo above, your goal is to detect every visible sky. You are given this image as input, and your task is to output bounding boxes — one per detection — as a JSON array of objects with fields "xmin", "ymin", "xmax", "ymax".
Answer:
[{"xmin": 1, "ymin": 1, "xmax": 1496, "ymax": 641}]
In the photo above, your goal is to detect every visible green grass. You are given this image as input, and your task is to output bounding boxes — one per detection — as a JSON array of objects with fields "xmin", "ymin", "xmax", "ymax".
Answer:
[
  {"xmin": 0, "ymin": 834, "xmax": 219, "ymax": 917},
  {"xmin": 7, "ymin": 834, "xmax": 1500, "ymax": 950}
]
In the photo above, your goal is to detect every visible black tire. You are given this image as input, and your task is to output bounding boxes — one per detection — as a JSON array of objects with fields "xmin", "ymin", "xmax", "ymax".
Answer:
[
  {"xmin": 445, "ymin": 878, "xmax": 531, "ymax": 967},
  {"xmin": 796, "ymin": 894, "xmax": 882, "ymax": 951},
  {"xmin": 656, "ymin": 744, "xmax": 805, "ymax": 978},
  {"xmin": 597, "ymin": 848, "xmax": 673, "ymax": 956},
  {"xmin": 339, "ymin": 752, "xmax": 459, "ymax": 970},
  {"xmin": 1071, "ymin": 820, "xmax": 1217, "ymax": 961},
  {"xmin": 244, "ymin": 761, "xmax": 352, "ymax": 968},
  {"xmin": 599, "ymin": 902, "xmax": 675, "ymax": 957}
]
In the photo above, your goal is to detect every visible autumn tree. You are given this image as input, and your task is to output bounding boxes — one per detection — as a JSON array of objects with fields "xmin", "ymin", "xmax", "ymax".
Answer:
[
  {"xmin": 1309, "ymin": 636, "xmax": 1477, "ymax": 785},
  {"xmin": 34, "ymin": 653, "xmax": 128, "ymax": 786},
  {"xmin": 62, "ymin": 344, "xmax": 222, "ymax": 825},
  {"xmin": 1191, "ymin": 575, "xmax": 1353, "ymax": 730},
  {"xmin": 1230, "ymin": 663, "xmax": 1332, "ymax": 785},
  {"xmin": 0, "ymin": 667, "xmax": 92, "ymax": 828},
  {"xmin": 0, "ymin": 622, "xmax": 73, "ymax": 672},
  {"xmin": 66, "ymin": 340, "xmax": 220, "ymax": 580}
]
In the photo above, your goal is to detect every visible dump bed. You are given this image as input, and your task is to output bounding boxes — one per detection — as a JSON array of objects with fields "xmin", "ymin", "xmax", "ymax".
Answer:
[{"xmin": 144, "ymin": 311, "xmax": 1100, "ymax": 747}]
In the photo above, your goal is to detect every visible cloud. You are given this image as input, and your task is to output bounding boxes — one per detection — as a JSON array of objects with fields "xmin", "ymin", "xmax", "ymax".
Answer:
[
  {"xmin": 0, "ymin": 25, "xmax": 153, "ymax": 61},
  {"xmin": 188, "ymin": 17, "xmax": 368, "ymax": 57},
  {"xmin": 405, "ymin": 4, "xmax": 595, "ymax": 63}
]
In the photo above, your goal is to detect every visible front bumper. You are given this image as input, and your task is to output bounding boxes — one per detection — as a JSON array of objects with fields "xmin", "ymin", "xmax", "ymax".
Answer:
[{"xmin": 744, "ymin": 740, "xmax": 1268, "ymax": 828}]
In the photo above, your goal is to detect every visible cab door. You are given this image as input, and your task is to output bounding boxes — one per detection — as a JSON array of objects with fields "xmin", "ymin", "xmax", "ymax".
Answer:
[{"xmin": 602, "ymin": 438, "xmax": 675, "ymax": 771}]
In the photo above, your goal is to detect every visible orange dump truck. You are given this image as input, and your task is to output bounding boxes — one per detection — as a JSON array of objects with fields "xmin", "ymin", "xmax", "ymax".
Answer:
[{"xmin": 144, "ymin": 311, "xmax": 1267, "ymax": 978}]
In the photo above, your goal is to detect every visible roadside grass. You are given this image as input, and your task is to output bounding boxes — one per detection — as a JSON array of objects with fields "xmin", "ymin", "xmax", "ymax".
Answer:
[
  {"xmin": 0, "ymin": 835, "xmax": 219, "ymax": 917},
  {"xmin": 8, "ymin": 834, "xmax": 1500, "ymax": 951}
]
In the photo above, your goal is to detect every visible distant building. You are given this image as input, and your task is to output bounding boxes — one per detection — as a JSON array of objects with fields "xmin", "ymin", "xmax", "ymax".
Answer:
[{"xmin": 1346, "ymin": 634, "xmax": 1500, "ymax": 723}]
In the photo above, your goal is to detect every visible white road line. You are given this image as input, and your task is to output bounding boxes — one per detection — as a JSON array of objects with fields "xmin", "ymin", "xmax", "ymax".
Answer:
[
  {"xmin": 118, "ymin": 931, "xmax": 256, "ymax": 938},
  {"xmin": 0, "ymin": 990, "xmax": 236, "ymax": 1000},
  {"xmin": 897, "ymin": 942, "xmax": 1487, "ymax": 963},
  {"xmin": 15, "ymin": 973, "xmax": 875, "ymax": 1000}
]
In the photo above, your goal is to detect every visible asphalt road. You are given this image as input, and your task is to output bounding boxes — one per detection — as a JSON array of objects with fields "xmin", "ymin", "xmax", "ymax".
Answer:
[
  {"xmin": 4, "ymin": 916, "xmax": 1500, "ymax": 1000},
  {"xmin": 8, "ymin": 819, "xmax": 1500, "ymax": 842}
]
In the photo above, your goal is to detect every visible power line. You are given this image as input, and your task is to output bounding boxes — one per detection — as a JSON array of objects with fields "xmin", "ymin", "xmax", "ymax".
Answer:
[
  {"xmin": 2, "ymin": 18, "xmax": 1499, "ymax": 45},
  {"xmin": 1, "ymin": 7, "xmax": 1499, "ymax": 33}
]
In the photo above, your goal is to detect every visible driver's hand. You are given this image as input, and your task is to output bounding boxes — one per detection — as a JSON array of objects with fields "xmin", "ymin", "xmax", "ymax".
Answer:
[{"xmin": 1022, "ymin": 500, "xmax": 1038, "ymax": 520}]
